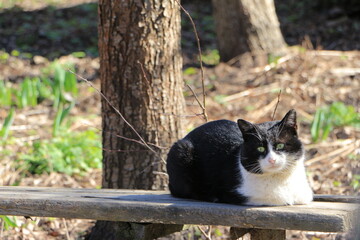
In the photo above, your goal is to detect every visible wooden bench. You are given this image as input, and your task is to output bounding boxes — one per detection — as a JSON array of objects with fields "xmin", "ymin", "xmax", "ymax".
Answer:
[{"xmin": 0, "ymin": 186, "xmax": 358, "ymax": 240}]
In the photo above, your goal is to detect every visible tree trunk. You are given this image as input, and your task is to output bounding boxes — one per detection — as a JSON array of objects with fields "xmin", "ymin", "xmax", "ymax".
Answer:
[
  {"xmin": 212, "ymin": 0, "xmax": 286, "ymax": 66},
  {"xmin": 89, "ymin": 0, "xmax": 184, "ymax": 239}
]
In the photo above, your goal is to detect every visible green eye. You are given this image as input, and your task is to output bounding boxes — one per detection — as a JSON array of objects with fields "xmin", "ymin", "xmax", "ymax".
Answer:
[
  {"xmin": 276, "ymin": 143, "xmax": 285, "ymax": 150},
  {"xmin": 257, "ymin": 146, "xmax": 265, "ymax": 152}
]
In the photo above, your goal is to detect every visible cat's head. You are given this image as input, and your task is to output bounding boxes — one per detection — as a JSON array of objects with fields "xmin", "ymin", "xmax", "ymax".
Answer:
[{"xmin": 237, "ymin": 109, "xmax": 304, "ymax": 175}]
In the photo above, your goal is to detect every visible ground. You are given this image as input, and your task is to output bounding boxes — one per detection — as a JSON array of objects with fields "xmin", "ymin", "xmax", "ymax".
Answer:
[{"xmin": 0, "ymin": 0, "xmax": 359, "ymax": 239}]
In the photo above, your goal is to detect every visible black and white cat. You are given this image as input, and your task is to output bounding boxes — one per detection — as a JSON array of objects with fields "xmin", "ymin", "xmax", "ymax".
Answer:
[{"xmin": 166, "ymin": 109, "xmax": 313, "ymax": 206}]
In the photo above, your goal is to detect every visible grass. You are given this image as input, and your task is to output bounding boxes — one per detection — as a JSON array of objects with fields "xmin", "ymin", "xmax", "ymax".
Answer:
[
  {"xmin": 0, "ymin": 60, "xmax": 78, "ymax": 137},
  {"xmin": 311, "ymin": 102, "xmax": 360, "ymax": 142},
  {"xmin": 0, "ymin": 108, "xmax": 15, "ymax": 140},
  {"xmin": 0, "ymin": 62, "xmax": 77, "ymax": 109}
]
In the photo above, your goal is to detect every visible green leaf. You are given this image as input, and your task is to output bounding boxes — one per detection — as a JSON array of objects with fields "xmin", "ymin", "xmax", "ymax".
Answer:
[
  {"xmin": 183, "ymin": 67, "xmax": 198, "ymax": 76},
  {"xmin": 201, "ymin": 49, "xmax": 220, "ymax": 65},
  {"xmin": 333, "ymin": 180, "xmax": 341, "ymax": 187},
  {"xmin": 0, "ymin": 216, "xmax": 18, "ymax": 230},
  {"xmin": 311, "ymin": 102, "xmax": 360, "ymax": 142},
  {"xmin": 311, "ymin": 109, "xmax": 322, "ymax": 142},
  {"xmin": 52, "ymin": 101, "xmax": 75, "ymax": 137},
  {"xmin": 64, "ymin": 68, "xmax": 78, "ymax": 96},
  {"xmin": 71, "ymin": 51, "xmax": 86, "ymax": 58},
  {"xmin": 53, "ymin": 103, "xmax": 64, "ymax": 137},
  {"xmin": 0, "ymin": 108, "xmax": 15, "ymax": 140},
  {"xmin": 0, "ymin": 80, "xmax": 12, "ymax": 106},
  {"xmin": 19, "ymin": 129, "xmax": 102, "ymax": 176},
  {"xmin": 60, "ymin": 101, "xmax": 75, "ymax": 125}
]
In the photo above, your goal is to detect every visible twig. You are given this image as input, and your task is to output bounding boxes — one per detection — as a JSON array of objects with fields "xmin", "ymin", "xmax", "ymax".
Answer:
[
  {"xmin": 186, "ymin": 84, "xmax": 206, "ymax": 115},
  {"xmin": 67, "ymin": 69, "xmax": 159, "ymax": 158},
  {"xmin": 198, "ymin": 226, "xmax": 212, "ymax": 240},
  {"xmin": 323, "ymin": 146, "xmax": 356, "ymax": 176},
  {"xmin": 138, "ymin": 61, "xmax": 151, "ymax": 86},
  {"xmin": 101, "ymin": 148, "xmax": 153, "ymax": 153},
  {"xmin": 62, "ymin": 218, "xmax": 71, "ymax": 240},
  {"xmin": 223, "ymin": 82, "xmax": 280, "ymax": 102},
  {"xmin": 305, "ymin": 142, "xmax": 358, "ymax": 166},
  {"xmin": 306, "ymin": 139, "xmax": 355, "ymax": 149},
  {"xmin": 249, "ymin": 97, "xmax": 279, "ymax": 119},
  {"xmin": 83, "ymin": 124, "xmax": 169, "ymax": 150},
  {"xmin": 251, "ymin": 54, "xmax": 292, "ymax": 73},
  {"xmin": 271, "ymin": 89, "xmax": 282, "ymax": 120},
  {"xmin": 174, "ymin": 0, "xmax": 208, "ymax": 122}
]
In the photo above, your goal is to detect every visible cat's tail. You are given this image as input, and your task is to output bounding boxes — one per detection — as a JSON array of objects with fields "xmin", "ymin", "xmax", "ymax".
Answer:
[{"xmin": 166, "ymin": 139, "xmax": 195, "ymax": 199}]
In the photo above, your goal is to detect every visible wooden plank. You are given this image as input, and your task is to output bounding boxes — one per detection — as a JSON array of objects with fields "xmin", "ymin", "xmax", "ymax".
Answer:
[
  {"xmin": 314, "ymin": 194, "xmax": 360, "ymax": 203},
  {"xmin": 0, "ymin": 186, "xmax": 358, "ymax": 233}
]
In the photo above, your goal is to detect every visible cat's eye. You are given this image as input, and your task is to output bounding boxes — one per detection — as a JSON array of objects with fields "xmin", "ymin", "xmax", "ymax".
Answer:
[
  {"xmin": 257, "ymin": 146, "xmax": 265, "ymax": 152},
  {"xmin": 276, "ymin": 143, "xmax": 285, "ymax": 150}
]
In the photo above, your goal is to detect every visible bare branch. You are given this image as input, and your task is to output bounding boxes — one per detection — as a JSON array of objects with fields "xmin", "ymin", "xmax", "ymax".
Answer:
[
  {"xmin": 174, "ymin": 0, "xmax": 208, "ymax": 122},
  {"xmin": 271, "ymin": 89, "xmax": 282, "ymax": 121},
  {"xmin": 67, "ymin": 69, "xmax": 159, "ymax": 157}
]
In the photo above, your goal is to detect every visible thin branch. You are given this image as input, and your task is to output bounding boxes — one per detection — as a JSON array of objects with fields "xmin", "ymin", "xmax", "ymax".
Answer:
[
  {"xmin": 101, "ymin": 147, "xmax": 153, "ymax": 153},
  {"xmin": 198, "ymin": 226, "xmax": 212, "ymax": 240},
  {"xmin": 138, "ymin": 61, "xmax": 151, "ymax": 86},
  {"xmin": 271, "ymin": 89, "xmax": 282, "ymax": 120},
  {"xmin": 174, "ymin": 0, "xmax": 208, "ymax": 122},
  {"xmin": 67, "ymin": 69, "xmax": 159, "ymax": 157},
  {"xmin": 186, "ymin": 84, "xmax": 206, "ymax": 112},
  {"xmin": 62, "ymin": 218, "xmax": 70, "ymax": 240}
]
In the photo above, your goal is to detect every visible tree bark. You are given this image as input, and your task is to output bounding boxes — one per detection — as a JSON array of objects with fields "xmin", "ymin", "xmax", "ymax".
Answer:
[
  {"xmin": 212, "ymin": 0, "xmax": 286, "ymax": 66},
  {"xmin": 89, "ymin": 0, "xmax": 184, "ymax": 238}
]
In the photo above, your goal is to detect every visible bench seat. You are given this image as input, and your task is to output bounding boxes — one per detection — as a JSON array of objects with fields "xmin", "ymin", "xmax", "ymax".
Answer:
[{"xmin": 0, "ymin": 186, "xmax": 358, "ymax": 239}]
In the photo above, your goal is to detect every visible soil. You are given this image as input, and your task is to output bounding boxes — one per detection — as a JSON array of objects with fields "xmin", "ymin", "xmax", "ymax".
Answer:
[{"xmin": 0, "ymin": 0, "xmax": 359, "ymax": 239}]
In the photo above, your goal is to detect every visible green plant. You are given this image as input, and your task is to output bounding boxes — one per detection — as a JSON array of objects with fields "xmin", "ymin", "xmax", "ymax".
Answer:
[
  {"xmin": 351, "ymin": 175, "xmax": 360, "ymax": 190},
  {"xmin": 48, "ymin": 61, "xmax": 78, "ymax": 110},
  {"xmin": 183, "ymin": 67, "xmax": 198, "ymax": 76},
  {"xmin": 0, "ymin": 216, "xmax": 18, "ymax": 230},
  {"xmin": 0, "ymin": 61, "xmax": 78, "ymax": 110},
  {"xmin": 201, "ymin": 49, "xmax": 220, "ymax": 65},
  {"xmin": 311, "ymin": 102, "xmax": 360, "ymax": 142},
  {"xmin": 268, "ymin": 54, "xmax": 282, "ymax": 65},
  {"xmin": 15, "ymin": 77, "xmax": 42, "ymax": 108},
  {"xmin": 0, "ymin": 108, "xmax": 15, "ymax": 140},
  {"xmin": 52, "ymin": 101, "xmax": 75, "ymax": 136},
  {"xmin": 19, "ymin": 129, "xmax": 102, "ymax": 176},
  {"xmin": 0, "ymin": 80, "xmax": 12, "ymax": 106}
]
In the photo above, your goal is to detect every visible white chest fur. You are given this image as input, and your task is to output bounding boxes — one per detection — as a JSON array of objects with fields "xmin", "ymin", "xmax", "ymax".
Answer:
[{"xmin": 236, "ymin": 157, "xmax": 313, "ymax": 206}]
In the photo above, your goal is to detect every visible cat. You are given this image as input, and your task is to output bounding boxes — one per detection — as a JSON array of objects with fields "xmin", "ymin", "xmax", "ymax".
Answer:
[{"xmin": 166, "ymin": 109, "xmax": 313, "ymax": 206}]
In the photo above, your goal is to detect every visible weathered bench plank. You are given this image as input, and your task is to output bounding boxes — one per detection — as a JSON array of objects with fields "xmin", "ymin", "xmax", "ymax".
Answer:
[{"xmin": 0, "ymin": 186, "xmax": 357, "ymax": 233}]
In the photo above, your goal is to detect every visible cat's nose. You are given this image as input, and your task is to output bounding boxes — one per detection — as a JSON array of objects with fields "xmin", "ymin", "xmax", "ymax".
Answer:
[{"xmin": 268, "ymin": 158, "xmax": 276, "ymax": 165}]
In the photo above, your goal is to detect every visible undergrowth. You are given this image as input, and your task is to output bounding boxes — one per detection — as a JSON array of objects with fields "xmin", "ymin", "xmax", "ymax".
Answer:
[
  {"xmin": 17, "ymin": 128, "xmax": 102, "ymax": 176},
  {"xmin": 311, "ymin": 101, "xmax": 360, "ymax": 142}
]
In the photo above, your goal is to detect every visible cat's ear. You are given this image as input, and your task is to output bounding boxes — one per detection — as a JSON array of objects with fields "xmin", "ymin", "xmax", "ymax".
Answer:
[
  {"xmin": 281, "ymin": 109, "xmax": 297, "ymax": 130},
  {"xmin": 237, "ymin": 119, "xmax": 257, "ymax": 135}
]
